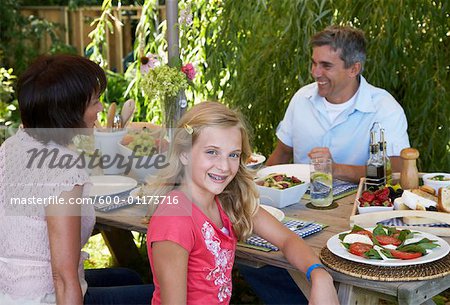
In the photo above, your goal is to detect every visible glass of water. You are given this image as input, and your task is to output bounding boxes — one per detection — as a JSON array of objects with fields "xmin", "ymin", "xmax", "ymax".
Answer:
[{"xmin": 310, "ymin": 158, "xmax": 333, "ymax": 207}]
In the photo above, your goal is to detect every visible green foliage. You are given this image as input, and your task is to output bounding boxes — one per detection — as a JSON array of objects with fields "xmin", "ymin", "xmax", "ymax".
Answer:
[
  {"xmin": 141, "ymin": 65, "xmax": 188, "ymax": 100},
  {"xmin": 0, "ymin": 53, "xmax": 20, "ymax": 127},
  {"xmin": 0, "ymin": 67, "xmax": 16, "ymax": 105},
  {"xmin": 1, "ymin": 0, "xmax": 77, "ymax": 74},
  {"xmin": 86, "ymin": 0, "xmax": 115, "ymax": 69},
  {"xmin": 3, "ymin": 0, "xmax": 448, "ymax": 172},
  {"xmin": 177, "ymin": 0, "xmax": 223, "ymax": 102},
  {"xmin": 0, "ymin": 67, "xmax": 19, "ymax": 127},
  {"xmin": 202, "ymin": 0, "xmax": 449, "ymax": 172},
  {"xmin": 331, "ymin": 0, "xmax": 449, "ymax": 172},
  {"xmin": 18, "ymin": 0, "xmax": 137, "ymax": 7},
  {"xmin": 83, "ymin": 234, "xmax": 115, "ymax": 269},
  {"xmin": 203, "ymin": 0, "xmax": 332, "ymax": 153}
]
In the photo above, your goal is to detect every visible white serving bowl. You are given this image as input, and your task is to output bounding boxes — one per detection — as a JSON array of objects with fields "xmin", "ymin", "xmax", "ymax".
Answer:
[
  {"xmin": 357, "ymin": 204, "xmax": 394, "ymax": 215},
  {"xmin": 118, "ymin": 143, "xmax": 168, "ymax": 182},
  {"xmin": 422, "ymin": 173, "xmax": 450, "ymax": 194},
  {"xmin": 255, "ymin": 164, "xmax": 310, "ymax": 208}
]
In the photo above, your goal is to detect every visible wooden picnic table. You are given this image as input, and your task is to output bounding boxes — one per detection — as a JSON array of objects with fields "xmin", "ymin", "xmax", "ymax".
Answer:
[{"xmin": 95, "ymin": 192, "xmax": 450, "ymax": 305}]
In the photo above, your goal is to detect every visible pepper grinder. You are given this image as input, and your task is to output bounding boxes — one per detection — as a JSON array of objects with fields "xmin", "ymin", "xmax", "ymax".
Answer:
[{"xmin": 400, "ymin": 148, "xmax": 419, "ymax": 189}]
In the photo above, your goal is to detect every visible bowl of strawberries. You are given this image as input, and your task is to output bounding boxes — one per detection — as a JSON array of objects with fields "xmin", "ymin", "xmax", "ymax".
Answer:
[{"xmin": 357, "ymin": 187, "xmax": 394, "ymax": 214}]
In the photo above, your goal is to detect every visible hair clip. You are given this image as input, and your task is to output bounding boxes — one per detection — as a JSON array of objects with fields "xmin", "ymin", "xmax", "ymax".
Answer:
[{"xmin": 184, "ymin": 123, "xmax": 194, "ymax": 134}]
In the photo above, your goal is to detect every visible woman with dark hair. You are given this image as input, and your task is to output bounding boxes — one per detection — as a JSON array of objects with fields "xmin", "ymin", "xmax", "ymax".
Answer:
[{"xmin": 0, "ymin": 54, "xmax": 153, "ymax": 305}]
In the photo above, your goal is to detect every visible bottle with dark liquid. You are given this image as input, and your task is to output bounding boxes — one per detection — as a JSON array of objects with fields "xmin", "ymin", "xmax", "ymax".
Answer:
[
  {"xmin": 365, "ymin": 123, "xmax": 385, "ymax": 190},
  {"xmin": 379, "ymin": 129, "xmax": 392, "ymax": 185}
]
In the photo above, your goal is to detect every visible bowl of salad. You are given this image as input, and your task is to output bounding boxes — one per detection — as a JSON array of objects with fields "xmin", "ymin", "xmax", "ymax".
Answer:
[
  {"xmin": 118, "ymin": 129, "xmax": 169, "ymax": 182},
  {"xmin": 422, "ymin": 173, "xmax": 450, "ymax": 194},
  {"xmin": 255, "ymin": 164, "xmax": 310, "ymax": 208}
]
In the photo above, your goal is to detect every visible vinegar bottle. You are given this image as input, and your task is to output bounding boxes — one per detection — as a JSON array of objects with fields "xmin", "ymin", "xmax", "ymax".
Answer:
[
  {"xmin": 366, "ymin": 129, "xmax": 385, "ymax": 190},
  {"xmin": 379, "ymin": 129, "xmax": 392, "ymax": 185},
  {"xmin": 400, "ymin": 148, "xmax": 419, "ymax": 190}
]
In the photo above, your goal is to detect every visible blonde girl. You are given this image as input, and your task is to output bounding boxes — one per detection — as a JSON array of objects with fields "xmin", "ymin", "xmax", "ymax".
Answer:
[{"xmin": 146, "ymin": 101, "xmax": 339, "ymax": 305}]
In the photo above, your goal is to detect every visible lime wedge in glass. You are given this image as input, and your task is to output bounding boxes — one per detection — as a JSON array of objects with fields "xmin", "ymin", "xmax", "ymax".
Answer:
[{"xmin": 311, "ymin": 172, "xmax": 332, "ymax": 185}]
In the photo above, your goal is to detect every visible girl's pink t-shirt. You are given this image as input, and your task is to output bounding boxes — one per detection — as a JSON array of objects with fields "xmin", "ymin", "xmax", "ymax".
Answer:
[{"xmin": 147, "ymin": 190, "xmax": 237, "ymax": 305}]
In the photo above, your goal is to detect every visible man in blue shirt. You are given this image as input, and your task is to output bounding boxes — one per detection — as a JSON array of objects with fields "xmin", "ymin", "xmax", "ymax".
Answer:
[
  {"xmin": 240, "ymin": 25, "xmax": 410, "ymax": 304},
  {"xmin": 268, "ymin": 25, "xmax": 409, "ymax": 182}
]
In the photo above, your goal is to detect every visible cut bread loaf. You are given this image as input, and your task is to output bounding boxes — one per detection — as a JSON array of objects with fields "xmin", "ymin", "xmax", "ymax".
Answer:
[
  {"xmin": 410, "ymin": 189, "xmax": 438, "ymax": 202},
  {"xmin": 438, "ymin": 187, "xmax": 450, "ymax": 213},
  {"xmin": 419, "ymin": 185, "xmax": 436, "ymax": 196}
]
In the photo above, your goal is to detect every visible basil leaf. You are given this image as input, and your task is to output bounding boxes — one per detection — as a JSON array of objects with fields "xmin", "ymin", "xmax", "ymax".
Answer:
[
  {"xmin": 351, "ymin": 225, "xmax": 366, "ymax": 233},
  {"xmin": 380, "ymin": 248, "xmax": 394, "ymax": 258},
  {"xmin": 339, "ymin": 233, "xmax": 348, "ymax": 241},
  {"xmin": 398, "ymin": 230, "xmax": 414, "ymax": 242},
  {"xmin": 419, "ymin": 243, "xmax": 440, "ymax": 250},
  {"xmin": 386, "ymin": 226, "xmax": 398, "ymax": 236},
  {"xmin": 396, "ymin": 244, "xmax": 427, "ymax": 254},
  {"xmin": 373, "ymin": 224, "xmax": 387, "ymax": 236},
  {"xmin": 364, "ymin": 249, "xmax": 382, "ymax": 260},
  {"xmin": 341, "ymin": 242, "xmax": 351, "ymax": 249},
  {"xmin": 400, "ymin": 238, "xmax": 440, "ymax": 250},
  {"xmin": 371, "ymin": 236, "xmax": 381, "ymax": 246}
]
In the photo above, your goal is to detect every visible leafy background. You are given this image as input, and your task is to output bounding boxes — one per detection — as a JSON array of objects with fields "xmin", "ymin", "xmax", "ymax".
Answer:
[
  {"xmin": 4, "ymin": 0, "xmax": 447, "ymax": 171},
  {"xmin": 0, "ymin": 1, "xmax": 449, "ymax": 303},
  {"xmin": 201, "ymin": 0, "xmax": 449, "ymax": 172}
]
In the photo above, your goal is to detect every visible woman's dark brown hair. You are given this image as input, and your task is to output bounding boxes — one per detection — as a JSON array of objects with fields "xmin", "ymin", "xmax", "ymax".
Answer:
[{"xmin": 17, "ymin": 54, "xmax": 107, "ymax": 144}]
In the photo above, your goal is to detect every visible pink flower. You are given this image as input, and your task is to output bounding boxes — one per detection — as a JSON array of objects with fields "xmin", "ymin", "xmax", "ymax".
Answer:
[
  {"xmin": 181, "ymin": 63, "xmax": 196, "ymax": 80},
  {"xmin": 140, "ymin": 54, "xmax": 160, "ymax": 74},
  {"xmin": 179, "ymin": 6, "xmax": 193, "ymax": 26}
]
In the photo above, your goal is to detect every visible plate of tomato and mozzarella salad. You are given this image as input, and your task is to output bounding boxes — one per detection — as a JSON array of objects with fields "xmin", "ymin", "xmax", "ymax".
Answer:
[{"xmin": 326, "ymin": 224, "xmax": 449, "ymax": 266}]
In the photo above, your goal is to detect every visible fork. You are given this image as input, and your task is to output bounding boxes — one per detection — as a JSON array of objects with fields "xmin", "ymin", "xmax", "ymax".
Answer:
[{"xmin": 288, "ymin": 221, "xmax": 315, "ymax": 231}]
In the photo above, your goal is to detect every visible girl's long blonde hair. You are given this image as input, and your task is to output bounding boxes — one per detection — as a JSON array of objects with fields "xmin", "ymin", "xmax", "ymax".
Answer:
[{"xmin": 145, "ymin": 101, "xmax": 259, "ymax": 240}]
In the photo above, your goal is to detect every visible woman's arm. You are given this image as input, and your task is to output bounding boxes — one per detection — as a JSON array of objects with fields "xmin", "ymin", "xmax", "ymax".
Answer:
[
  {"xmin": 46, "ymin": 185, "xmax": 84, "ymax": 305},
  {"xmin": 253, "ymin": 208, "xmax": 339, "ymax": 305},
  {"xmin": 152, "ymin": 240, "xmax": 189, "ymax": 304}
]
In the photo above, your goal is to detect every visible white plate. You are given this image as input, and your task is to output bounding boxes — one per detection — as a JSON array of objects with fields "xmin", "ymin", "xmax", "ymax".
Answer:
[
  {"xmin": 327, "ymin": 227, "xmax": 450, "ymax": 266},
  {"xmin": 246, "ymin": 153, "xmax": 266, "ymax": 168},
  {"xmin": 89, "ymin": 175, "xmax": 138, "ymax": 197},
  {"xmin": 260, "ymin": 204, "xmax": 285, "ymax": 221}
]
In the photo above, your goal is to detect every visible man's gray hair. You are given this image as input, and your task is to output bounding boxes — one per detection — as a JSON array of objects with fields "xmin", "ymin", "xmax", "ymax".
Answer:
[{"xmin": 311, "ymin": 25, "xmax": 366, "ymax": 73}]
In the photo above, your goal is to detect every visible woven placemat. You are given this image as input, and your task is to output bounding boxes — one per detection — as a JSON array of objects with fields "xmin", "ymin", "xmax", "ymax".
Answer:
[
  {"xmin": 320, "ymin": 247, "xmax": 450, "ymax": 281},
  {"xmin": 305, "ymin": 201, "xmax": 338, "ymax": 210}
]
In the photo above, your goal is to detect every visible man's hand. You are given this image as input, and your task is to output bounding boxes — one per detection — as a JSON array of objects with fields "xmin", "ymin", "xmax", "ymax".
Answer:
[
  {"xmin": 308, "ymin": 147, "xmax": 366, "ymax": 183},
  {"xmin": 308, "ymin": 147, "xmax": 333, "ymax": 161}
]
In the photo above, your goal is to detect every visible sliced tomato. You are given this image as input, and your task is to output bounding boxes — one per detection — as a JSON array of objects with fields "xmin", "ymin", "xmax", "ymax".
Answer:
[
  {"xmin": 375, "ymin": 235, "xmax": 402, "ymax": 246},
  {"xmin": 389, "ymin": 249, "xmax": 422, "ymax": 260},
  {"xmin": 354, "ymin": 230, "xmax": 373, "ymax": 239},
  {"xmin": 349, "ymin": 242, "xmax": 373, "ymax": 257}
]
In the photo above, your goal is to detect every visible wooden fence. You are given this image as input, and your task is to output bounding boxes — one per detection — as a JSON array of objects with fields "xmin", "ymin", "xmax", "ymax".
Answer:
[{"xmin": 20, "ymin": 6, "xmax": 166, "ymax": 73}]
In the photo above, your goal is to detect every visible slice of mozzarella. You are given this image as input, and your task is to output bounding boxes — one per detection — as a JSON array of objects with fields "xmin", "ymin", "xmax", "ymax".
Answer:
[
  {"xmin": 382, "ymin": 244, "xmax": 397, "ymax": 250},
  {"xmin": 401, "ymin": 190, "xmax": 437, "ymax": 210},
  {"xmin": 343, "ymin": 233, "xmax": 373, "ymax": 245}
]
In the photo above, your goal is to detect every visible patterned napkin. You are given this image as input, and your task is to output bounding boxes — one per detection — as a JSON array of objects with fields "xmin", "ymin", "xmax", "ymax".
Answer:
[
  {"xmin": 303, "ymin": 178, "xmax": 358, "ymax": 200},
  {"xmin": 380, "ymin": 218, "xmax": 450, "ymax": 228},
  {"xmin": 243, "ymin": 218, "xmax": 326, "ymax": 251}
]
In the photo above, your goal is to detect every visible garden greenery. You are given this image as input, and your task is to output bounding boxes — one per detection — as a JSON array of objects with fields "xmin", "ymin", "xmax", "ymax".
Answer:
[
  {"xmin": 202, "ymin": 0, "xmax": 450, "ymax": 172},
  {"xmin": 108, "ymin": 0, "xmax": 448, "ymax": 172},
  {"xmin": 3, "ymin": 0, "xmax": 449, "ymax": 172}
]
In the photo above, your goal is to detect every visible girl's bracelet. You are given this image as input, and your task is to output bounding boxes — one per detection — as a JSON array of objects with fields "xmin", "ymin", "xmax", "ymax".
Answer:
[{"xmin": 306, "ymin": 263, "xmax": 326, "ymax": 282}]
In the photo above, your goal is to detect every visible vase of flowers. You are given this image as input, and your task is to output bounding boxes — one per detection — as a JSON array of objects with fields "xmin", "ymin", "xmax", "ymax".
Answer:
[{"xmin": 140, "ymin": 55, "xmax": 195, "ymax": 132}]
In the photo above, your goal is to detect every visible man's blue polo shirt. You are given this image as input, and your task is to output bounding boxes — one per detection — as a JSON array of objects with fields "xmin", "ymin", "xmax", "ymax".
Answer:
[{"xmin": 276, "ymin": 76, "xmax": 410, "ymax": 166}]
